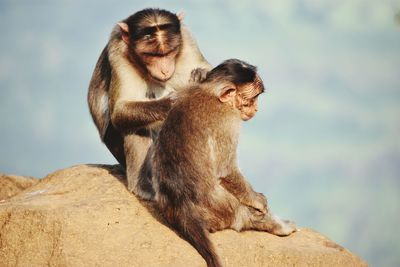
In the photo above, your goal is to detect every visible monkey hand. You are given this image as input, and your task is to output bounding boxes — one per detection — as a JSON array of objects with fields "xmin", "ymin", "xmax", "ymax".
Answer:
[
  {"xmin": 165, "ymin": 91, "xmax": 179, "ymax": 106},
  {"xmin": 246, "ymin": 192, "xmax": 268, "ymax": 215},
  {"xmin": 189, "ymin": 68, "xmax": 209, "ymax": 83}
]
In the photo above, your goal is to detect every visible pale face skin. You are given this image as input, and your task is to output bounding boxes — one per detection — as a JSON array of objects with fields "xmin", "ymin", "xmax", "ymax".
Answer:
[
  {"xmin": 238, "ymin": 96, "xmax": 259, "ymax": 121},
  {"xmin": 141, "ymin": 48, "xmax": 180, "ymax": 82},
  {"xmin": 235, "ymin": 82, "xmax": 263, "ymax": 121},
  {"xmin": 118, "ymin": 21, "xmax": 182, "ymax": 82}
]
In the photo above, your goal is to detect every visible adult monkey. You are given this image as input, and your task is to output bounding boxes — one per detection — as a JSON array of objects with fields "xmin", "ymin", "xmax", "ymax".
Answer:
[{"xmin": 87, "ymin": 8, "xmax": 211, "ymax": 198}]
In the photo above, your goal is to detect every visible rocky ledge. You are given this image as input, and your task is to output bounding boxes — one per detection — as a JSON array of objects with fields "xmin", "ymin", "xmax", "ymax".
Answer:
[{"xmin": 0, "ymin": 165, "xmax": 367, "ymax": 267}]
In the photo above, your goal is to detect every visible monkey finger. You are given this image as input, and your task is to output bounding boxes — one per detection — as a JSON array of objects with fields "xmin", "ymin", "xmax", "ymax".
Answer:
[
  {"xmin": 254, "ymin": 203, "xmax": 267, "ymax": 214},
  {"xmin": 251, "ymin": 199, "xmax": 267, "ymax": 214},
  {"xmin": 189, "ymin": 68, "xmax": 208, "ymax": 83},
  {"xmin": 166, "ymin": 91, "xmax": 179, "ymax": 104},
  {"xmin": 247, "ymin": 205, "xmax": 267, "ymax": 217},
  {"xmin": 252, "ymin": 194, "xmax": 268, "ymax": 214}
]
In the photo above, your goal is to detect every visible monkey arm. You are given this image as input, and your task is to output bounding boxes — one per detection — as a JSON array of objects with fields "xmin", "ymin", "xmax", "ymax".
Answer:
[
  {"xmin": 219, "ymin": 170, "xmax": 268, "ymax": 214},
  {"xmin": 111, "ymin": 98, "xmax": 172, "ymax": 133}
]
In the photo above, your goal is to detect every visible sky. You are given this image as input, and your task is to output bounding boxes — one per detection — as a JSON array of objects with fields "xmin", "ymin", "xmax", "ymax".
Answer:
[{"xmin": 0, "ymin": 1, "xmax": 399, "ymax": 266}]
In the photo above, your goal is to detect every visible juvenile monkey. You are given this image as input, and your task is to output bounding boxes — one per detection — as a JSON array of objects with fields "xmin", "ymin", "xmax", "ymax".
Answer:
[
  {"xmin": 87, "ymin": 8, "xmax": 211, "ymax": 199},
  {"xmin": 150, "ymin": 59, "xmax": 297, "ymax": 267}
]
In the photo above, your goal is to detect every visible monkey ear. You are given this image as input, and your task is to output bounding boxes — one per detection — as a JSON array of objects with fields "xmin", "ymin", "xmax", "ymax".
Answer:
[
  {"xmin": 218, "ymin": 85, "xmax": 236, "ymax": 103},
  {"xmin": 117, "ymin": 22, "xmax": 130, "ymax": 44},
  {"xmin": 177, "ymin": 11, "xmax": 185, "ymax": 21},
  {"xmin": 117, "ymin": 22, "xmax": 129, "ymax": 33}
]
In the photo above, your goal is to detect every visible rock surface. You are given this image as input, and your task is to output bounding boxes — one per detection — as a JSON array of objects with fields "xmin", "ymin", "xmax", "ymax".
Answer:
[
  {"xmin": 0, "ymin": 173, "xmax": 38, "ymax": 201},
  {"xmin": 0, "ymin": 164, "xmax": 367, "ymax": 267}
]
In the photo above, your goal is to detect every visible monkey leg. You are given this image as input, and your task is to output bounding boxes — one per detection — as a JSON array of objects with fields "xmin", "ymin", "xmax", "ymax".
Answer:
[
  {"xmin": 220, "ymin": 174, "xmax": 268, "ymax": 214},
  {"xmin": 124, "ymin": 131, "xmax": 153, "ymax": 200},
  {"xmin": 210, "ymin": 183, "xmax": 296, "ymax": 236},
  {"xmin": 201, "ymin": 185, "xmax": 241, "ymax": 233},
  {"xmin": 232, "ymin": 205, "xmax": 297, "ymax": 236},
  {"xmin": 251, "ymin": 212, "xmax": 297, "ymax": 236},
  {"xmin": 136, "ymin": 145, "xmax": 156, "ymax": 200},
  {"xmin": 103, "ymin": 124, "xmax": 126, "ymax": 168}
]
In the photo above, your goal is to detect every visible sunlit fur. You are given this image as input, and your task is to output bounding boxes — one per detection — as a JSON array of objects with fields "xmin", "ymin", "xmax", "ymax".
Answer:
[
  {"xmin": 87, "ymin": 8, "xmax": 211, "ymax": 200},
  {"xmin": 238, "ymin": 75, "xmax": 264, "ymax": 100},
  {"xmin": 147, "ymin": 59, "xmax": 296, "ymax": 267},
  {"xmin": 125, "ymin": 8, "xmax": 182, "ymax": 56},
  {"xmin": 235, "ymin": 76, "xmax": 264, "ymax": 121}
]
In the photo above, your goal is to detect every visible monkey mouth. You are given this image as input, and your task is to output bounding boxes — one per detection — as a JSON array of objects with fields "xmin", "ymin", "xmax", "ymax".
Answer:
[
  {"xmin": 241, "ymin": 115, "xmax": 253, "ymax": 121},
  {"xmin": 152, "ymin": 76, "xmax": 171, "ymax": 83}
]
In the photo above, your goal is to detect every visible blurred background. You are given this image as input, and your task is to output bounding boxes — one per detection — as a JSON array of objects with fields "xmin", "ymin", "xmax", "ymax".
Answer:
[{"xmin": 0, "ymin": 0, "xmax": 399, "ymax": 266}]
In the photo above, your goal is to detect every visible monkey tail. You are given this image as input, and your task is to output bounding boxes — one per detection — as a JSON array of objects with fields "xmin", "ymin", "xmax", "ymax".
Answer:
[{"xmin": 170, "ymin": 207, "xmax": 222, "ymax": 267}]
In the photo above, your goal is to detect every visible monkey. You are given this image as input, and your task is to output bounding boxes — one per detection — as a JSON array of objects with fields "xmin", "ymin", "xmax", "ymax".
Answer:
[
  {"xmin": 87, "ymin": 8, "xmax": 211, "ymax": 199},
  {"xmin": 149, "ymin": 59, "xmax": 297, "ymax": 267}
]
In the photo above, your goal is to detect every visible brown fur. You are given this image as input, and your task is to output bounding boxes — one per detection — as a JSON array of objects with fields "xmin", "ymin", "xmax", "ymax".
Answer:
[
  {"xmin": 87, "ymin": 8, "xmax": 211, "ymax": 199},
  {"xmin": 149, "ymin": 59, "xmax": 296, "ymax": 267}
]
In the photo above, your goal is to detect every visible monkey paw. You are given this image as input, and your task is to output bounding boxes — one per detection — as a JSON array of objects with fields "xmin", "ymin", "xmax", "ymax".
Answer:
[
  {"xmin": 189, "ymin": 68, "xmax": 209, "ymax": 83},
  {"xmin": 269, "ymin": 215, "xmax": 298, "ymax": 236}
]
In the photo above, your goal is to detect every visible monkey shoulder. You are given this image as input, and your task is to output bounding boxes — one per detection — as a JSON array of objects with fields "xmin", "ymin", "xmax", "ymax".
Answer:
[
  {"xmin": 168, "ymin": 26, "xmax": 211, "ymax": 90},
  {"xmin": 179, "ymin": 25, "xmax": 207, "ymax": 64},
  {"xmin": 169, "ymin": 93, "xmax": 218, "ymax": 128}
]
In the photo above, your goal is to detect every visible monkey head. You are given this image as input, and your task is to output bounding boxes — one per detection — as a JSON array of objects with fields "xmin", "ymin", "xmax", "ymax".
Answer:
[
  {"xmin": 118, "ymin": 9, "xmax": 183, "ymax": 82},
  {"xmin": 205, "ymin": 59, "xmax": 265, "ymax": 121}
]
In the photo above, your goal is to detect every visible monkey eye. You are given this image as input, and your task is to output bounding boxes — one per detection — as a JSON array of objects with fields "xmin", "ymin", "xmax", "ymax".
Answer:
[
  {"xmin": 242, "ymin": 98, "xmax": 256, "ymax": 107},
  {"xmin": 241, "ymin": 101, "xmax": 251, "ymax": 107},
  {"xmin": 144, "ymin": 34, "xmax": 152, "ymax": 40},
  {"xmin": 243, "ymin": 103, "xmax": 252, "ymax": 107}
]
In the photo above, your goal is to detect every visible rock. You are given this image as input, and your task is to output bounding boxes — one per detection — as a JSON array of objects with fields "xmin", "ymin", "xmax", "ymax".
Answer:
[
  {"xmin": 0, "ymin": 173, "xmax": 38, "ymax": 201},
  {"xmin": 0, "ymin": 165, "xmax": 367, "ymax": 267}
]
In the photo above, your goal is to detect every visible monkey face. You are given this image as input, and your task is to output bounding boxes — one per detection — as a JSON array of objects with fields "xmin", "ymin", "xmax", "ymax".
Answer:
[
  {"xmin": 133, "ymin": 27, "xmax": 182, "ymax": 82},
  {"xmin": 236, "ymin": 82, "xmax": 262, "ymax": 121},
  {"xmin": 118, "ymin": 10, "xmax": 182, "ymax": 83},
  {"xmin": 237, "ymin": 96, "xmax": 259, "ymax": 121}
]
